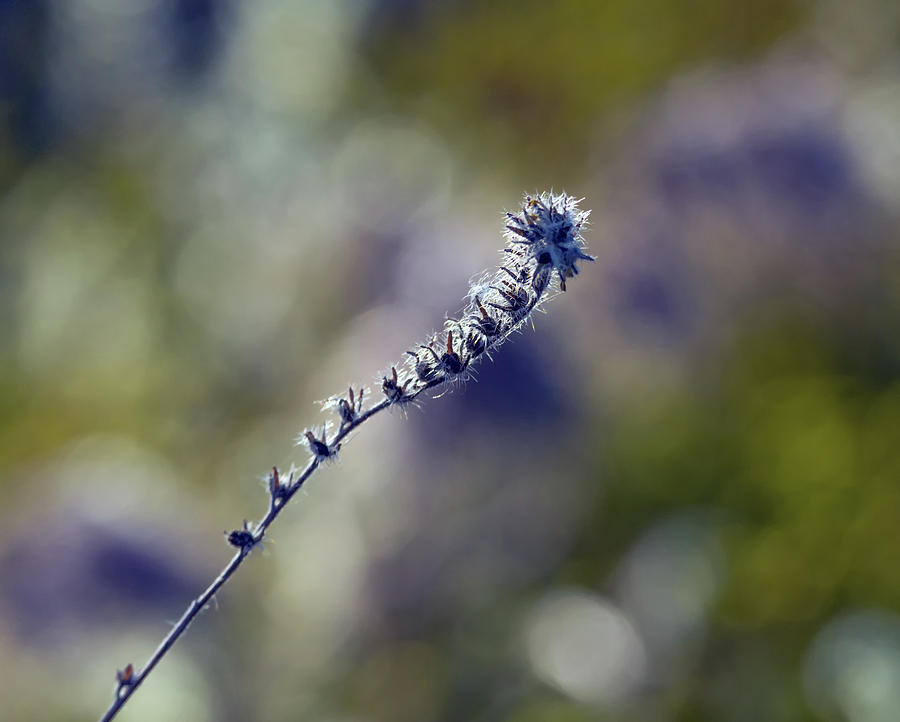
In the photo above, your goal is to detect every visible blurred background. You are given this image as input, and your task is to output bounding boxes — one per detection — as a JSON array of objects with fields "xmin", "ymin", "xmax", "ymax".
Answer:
[{"xmin": 1, "ymin": 1, "xmax": 899, "ymax": 720}]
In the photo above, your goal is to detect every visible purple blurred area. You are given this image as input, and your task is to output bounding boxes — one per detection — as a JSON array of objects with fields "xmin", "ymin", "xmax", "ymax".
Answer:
[{"xmin": 2, "ymin": 511, "xmax": 198, "ymax": 645}]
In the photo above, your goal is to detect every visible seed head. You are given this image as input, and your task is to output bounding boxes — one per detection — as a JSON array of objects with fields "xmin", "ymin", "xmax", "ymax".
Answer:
[
  {"xmin": 321, "ymin": 192, "xmax": 592, "ymax": 424},
  {"xmin": 505, "ymin": 192, "xmax": 593, "ymax": 291}
]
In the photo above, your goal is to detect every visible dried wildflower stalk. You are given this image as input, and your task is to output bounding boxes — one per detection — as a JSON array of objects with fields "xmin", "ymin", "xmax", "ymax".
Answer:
[{"xmin": 99, "ymin": 191, "xmax": 592, "ymax": 721}]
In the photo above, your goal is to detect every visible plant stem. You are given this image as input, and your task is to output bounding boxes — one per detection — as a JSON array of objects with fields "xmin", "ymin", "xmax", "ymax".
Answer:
[{"xmin": 98, "ymin": 192, "xmax": 591, "ymax": 721}]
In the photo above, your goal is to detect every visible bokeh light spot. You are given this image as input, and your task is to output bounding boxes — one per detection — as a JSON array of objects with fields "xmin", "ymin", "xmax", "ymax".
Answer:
[{"xmin": 524, "ymin": 589, "xmax": 646, "ymax": 706}]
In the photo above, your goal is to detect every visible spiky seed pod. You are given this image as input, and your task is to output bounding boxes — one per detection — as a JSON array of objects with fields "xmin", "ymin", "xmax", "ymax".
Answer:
[
  {"xmin": 302, "ymin": 429, "xmax": 339, "ymax": 462},
  {"xmin": 382, "ymin": 366, "xmax": 412, "ymax": 404},
  {"xmin": 319, "ymin": 193, "xmax": 591, "ymax": 420},
  {"xmin": 225, "ymin": 520, "xmax": 255, "ymax": 549},
  {"xmin": 505, "ymin": 192, "xmax": 593, "ymax": 291},
  {"xmin": 387, "ymin": 192, "xmax": 591, "ymax": 394},
  {"xmin": 406, "ymin": 349, "xmax": 442, "ymax": 383}
]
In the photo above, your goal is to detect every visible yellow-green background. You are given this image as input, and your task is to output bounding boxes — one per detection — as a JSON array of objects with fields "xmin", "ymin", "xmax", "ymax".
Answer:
[{"xmin": 1, "ymin": 1, "xmax": 899, "ymax": 720}]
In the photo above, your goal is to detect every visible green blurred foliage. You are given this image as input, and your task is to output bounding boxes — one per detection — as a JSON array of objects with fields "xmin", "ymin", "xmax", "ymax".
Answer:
[
  {"xmin": 355, "ymin": 0, "xmax": 807, "ymax": 174},
  {"xmin": 579, "ymin": 308, "xmax": 900, "ymax": 719}
]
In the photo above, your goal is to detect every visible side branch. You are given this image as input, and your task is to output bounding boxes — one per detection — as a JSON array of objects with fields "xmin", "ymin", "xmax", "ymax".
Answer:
[{"xmin": 98, "ymin": 394, "xmax": 421, "ymax": 722}]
